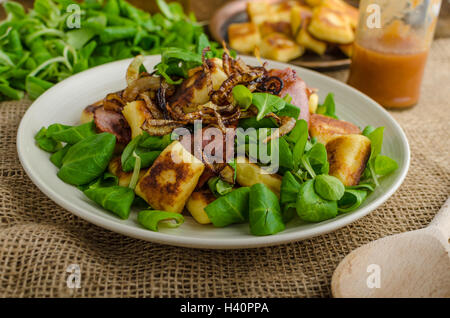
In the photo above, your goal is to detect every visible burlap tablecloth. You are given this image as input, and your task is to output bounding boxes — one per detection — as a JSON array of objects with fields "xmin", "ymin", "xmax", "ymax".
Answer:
[{"xmin": 1, "ymin": 39, "xmax": 449, "ymax": 298}]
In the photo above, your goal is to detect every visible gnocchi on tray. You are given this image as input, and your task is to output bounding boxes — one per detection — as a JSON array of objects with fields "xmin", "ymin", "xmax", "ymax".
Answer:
[{"xmin": 228, "ymin": 0, "xmax": 358, "ymax": 62}]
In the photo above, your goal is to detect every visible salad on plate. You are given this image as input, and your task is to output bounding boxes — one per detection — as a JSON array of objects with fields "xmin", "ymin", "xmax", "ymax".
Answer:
[{"xmin": 33, "ymin": 42, "xmax": 398, "ymax": 236}]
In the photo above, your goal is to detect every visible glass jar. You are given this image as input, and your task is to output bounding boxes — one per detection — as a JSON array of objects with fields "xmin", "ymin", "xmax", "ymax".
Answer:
[{"xmin": 347, "ymin": 0, "xmax": 442, "ymax": 108}]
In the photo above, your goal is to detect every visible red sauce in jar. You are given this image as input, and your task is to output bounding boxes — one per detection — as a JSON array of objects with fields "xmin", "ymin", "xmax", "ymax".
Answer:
[{"xmin": 347, "ymin": 21, "xmax": 429, "ymax": 108}]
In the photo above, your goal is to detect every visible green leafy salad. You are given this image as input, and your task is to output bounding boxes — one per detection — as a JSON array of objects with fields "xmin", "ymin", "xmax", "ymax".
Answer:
[
  {"xmin": 33, "ymin": 43, "xmax": 399, "ymax": 236},
  {"xmin": 0, "ymin": 0, "xmax": 221, "ymax": 100}
]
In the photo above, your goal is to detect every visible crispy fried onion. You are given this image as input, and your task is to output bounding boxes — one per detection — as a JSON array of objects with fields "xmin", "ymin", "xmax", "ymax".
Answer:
[
  {"xmin": 257, "ymin": 76, "xmax": 284, "ymax": 95},
  {"xmin": 210, "ymin": 53, "xmax": 268, "ymax": 105},
  {"xmin": 156, "ymin": 79, "xmax": 172, "ymax": 119},
  {"xmin": 103, "ymin": 91, "xmax": 126, "ymax": 112},
  {"xmin": 222, "ymin": 51, "xmax": 233, "ymax": 76},
  {"xmin": 202, "ymin": 47, "xmax": 214, "ymax": 98},
  {"xmin": 167, "ymin": 102, "xmax": 240, "ymax": 132},
  {"xmin": 239, "ymin": 107, "xmax": 258, "ymax": 119},
  {"xmin": 210, "ymin": 70, "xmax": 266, "ymax": 105},
  {"xmin": 141, "ymin": 118, "xmax": 187, "ymax": 136},
  {"xmin": 140, "ymin": 91, "xmax": 164, "ymax": 119},
  {"xmin": 123, "ymin": 75, "xmax": 162, "ymax": 102},
  {"xmin": 263, "ymin": 116, "xmax": 297, "ymax": 144},
  {"xmin": 126, "ymin": 55, "xmax": 145, "ymax": 85}
]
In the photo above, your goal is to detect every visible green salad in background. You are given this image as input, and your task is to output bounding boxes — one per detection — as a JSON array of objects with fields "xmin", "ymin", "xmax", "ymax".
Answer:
[{"xmin": 0, "ymin": 0, "xmax": 222, "ymax": 100}]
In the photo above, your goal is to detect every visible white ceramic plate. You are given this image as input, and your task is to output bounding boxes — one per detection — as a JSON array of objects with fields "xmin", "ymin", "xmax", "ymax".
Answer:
[{"xmin": 17, "ymin": 56, "xmax": 410, "ymax": 249}]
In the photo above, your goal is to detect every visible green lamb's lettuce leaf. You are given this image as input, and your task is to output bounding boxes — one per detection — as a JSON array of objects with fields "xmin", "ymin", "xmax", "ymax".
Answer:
[
  {"xmin": 208, "ymin": 177, "xmax": 234, "ymax": 197},
  {"xmin": 46, "ymin": 123, "xmax": 71, "ymax": 136},
  {"xmin": 50, "ymin": 143, "xmax": 71, "ymax": 168},
  {"xmin": 232, "ymin": 85, "xmax": 253, "ymax": 110},
  {"xmin": 238, "ymin": 117, "xmax": 277, "ymax": 130},
  {"xmin": 346, "ymin": 183, "xmax": 375, "ymax": 192},
  {"xmin": 316, "ymin": 93, "xmax": 338, "ymax": 119},
  {"xmin": 34, "ymin": 126, "xmax": 61, "ymax": 153},
  {"xmin": 249, "ymin": 183, "xmax": 285, "ymax": 236},
  {"xmin": 296, "ymin": 179, "xmax": 338, "ymax": 222},
  {"xmin": 121, "ymin": 134, "xmax": 142, "ymax": 170},
  {"xmin": 277, "ymin": 137, "xmax": 294, "ymax": 170},
  {"xmin": 57, "ymin": 132, "xmax": 116, "ymax": 186},
  {"xmin": 276, "ymin": 103, "xmax": 300, "ymax": 119},
  {"xmin": 290, "ymin": 120, "xmax": 308, "ymax": 171},
  {"xmin": 365, "ymin": 127, "xmax": 384, "ymax": 187},
  {"xmin": 122, "ymin": 149, "xmax": 160, "ymax": 173},
  {"xmin": 305, "ymin": 142, "xmax": 329, "ymax": 176},
  {"xmin": 204, "ymin": 187, "xmax": 251, "ymax": 227},
  {"xmin": 362, "ymin": 125, "xmax": 376, "ymax": 137},
  {"xmin": 280, "ymin": 171, "xmax": 301, "ymax": 223},
  {"xmin": 138, "ymin": 132, "xmax": 172, "ymax": 150},
  {"xmin": 47, "ymin": 121, "xmax": 96, "ymax": 145},
  {"xmin": 84, "ymin": 185, "xmax": 135, "ymax": 219},
  {"xmin": 314, "ymin": 175, "xmax": 345, "ymax": 201},
  {"xmin": 362, "ymin": 126, "xmax": 399, "ymax": 186},
  {"xmin": 252, "ymin": 93, "xmax": 286, "ymax": 121},
  {"xmin": 121, "ymin": 132, "xmax": 170, "ymax": 172},
  {"xmin": 282, "ymin": 202, "xmax": 297, "ymax": 224},
  {"xmin": 280, "ymin": 171, "xmax": 301, "ymax": 206},
  {"xmin": 77, "ymin": 170, "xmax": 119, "ymax": 192},
  {"xmin": 338, "ymin": 189, "xmax": 368, "ymax": 213},
  {"xmin": 138, "ymin": 210, "xmax": 185, "ymax": 231},
  {"xmin": 374, "ymin": 155, "xmax": 399, "ymax": 176}
]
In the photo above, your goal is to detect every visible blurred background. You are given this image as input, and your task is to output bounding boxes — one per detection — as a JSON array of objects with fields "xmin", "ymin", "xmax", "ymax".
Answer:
[{"xmin": 2, "ymin": 0, "xmax": 449, "ymax": 38}]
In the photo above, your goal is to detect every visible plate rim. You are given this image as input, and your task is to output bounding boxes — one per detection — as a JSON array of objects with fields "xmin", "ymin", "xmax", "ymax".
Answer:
[{"xmin": 16, "ymin": 55, "xmax": 410, "ymax": 249}]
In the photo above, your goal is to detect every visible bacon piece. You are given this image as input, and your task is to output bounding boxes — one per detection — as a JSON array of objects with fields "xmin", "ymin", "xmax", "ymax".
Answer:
[
  {"xmin": 93, "ymin": 107, "xmax": 131, "ymax": 145},
  {"xmin": 267, "ymin": 68, "xmax": 310, "ymax": 124}
]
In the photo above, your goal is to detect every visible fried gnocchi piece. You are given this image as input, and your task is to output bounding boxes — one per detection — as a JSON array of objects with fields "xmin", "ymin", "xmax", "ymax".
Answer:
[
  {"xmin": 259, "ymin": 21, "xmax": 292, "ymax": 38},
  {"xmin": 186, "ymin": 190, "xmax": 216, "ymax": 225},
  {"xmin": 219, "ymin": 164, "xmax": 235, "ymax": 185},
  {"xmin": 309, "ymin": 93, "xmax": 319, "ymax": 114},
  {"xmin": 122, "ymin": 100, "xmax": 151, "ymax": 139},
  {"xmin": 228, "ymin": 22, "xmax": 261, "ymax": 54},
  {"xmin": 326, "ymin": 134, "xmax": 371, "ymax": 186},
  {"xmin": 80, "ymin": 103, "xmax": 102, "ymax": 124},
  {"xmin": 322, "ymin": 0, "xmax": 359, "ymax": 29},
  {"xmin": 247, "ymin": 0, "xmax": 276, "ymax": 25},
  {"xmin": 108, "ymin": 157, "xmax": 146, "ymax": 187},
  {"xmin": 272, "ymin": 1, "xmax": 301, "ymax": 23},
  {"xmin": 235, "ymin": 157, "xmax": 282, "ymax": 197},
  {"xmin": 309, "ymin": 113, "xmax": 361, "ymax": 145},
  {"xmin": 176, "ymin": 58, "xmax": 228, "ymax": 107},
  {"xmin": 339, "ymin": 43, "xmax": 354, "ymax": 57},
  {"xmin": 259, "ymin": 32, "xmax": 304, "ymax": 62},
  {"xmin": 308, "ymin": 6, "xmax": 354, "ymax": 44},
  {"xmin": 290, "ymin": 5, "xmax": 313, "ymax": 36},
  {"xmin": 295, "ymin": 19, "xmax": 327, "ymax": 55},
  {"xmin": 135, "ymin": 141, "xmax": 205, "ymax": 213},
  {"xmin": 305, "ymin": 0, "xmax": 323, "ymax": 7}
]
